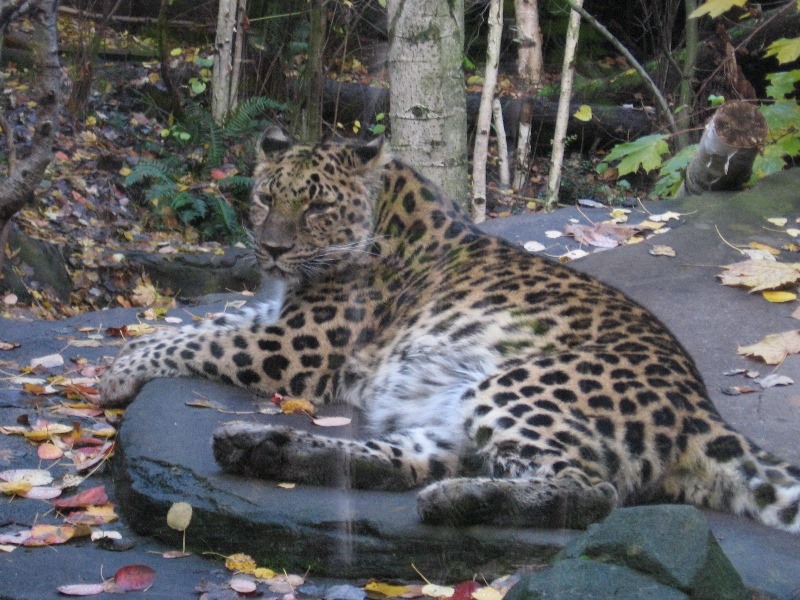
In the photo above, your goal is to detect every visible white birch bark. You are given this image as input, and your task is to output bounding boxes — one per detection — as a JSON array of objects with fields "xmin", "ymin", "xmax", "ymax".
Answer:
[
  {"xmin": 471, "ymin": 0, "xmax": 503, "ymax": 222},
  {"xmin": 387, "ymin": 0, "xmax": 468, "ymax": 206},
  {"xmin": 212, "ymin": 0, "xmax": 246, "ymax": 124},
  {"xmin": 545, "ymin": 0, "xmax": 583, "ymax": 208},
  {"xmin": 492, "ymin": 98, "xmax": 510, "ymax": 189},
  {"xmin": 515, "ymin": 0, "xmax": 543, "ymax": 85}
]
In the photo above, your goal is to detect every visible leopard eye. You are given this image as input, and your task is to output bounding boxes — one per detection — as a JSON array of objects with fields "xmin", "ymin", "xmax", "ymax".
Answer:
[
  {"xmin": 305, "ymin": 201, "xmax": 333, "ymax": 215},
  {"xmin": 255, "ymin": 193, "xmax": 273, "ymax": 208}
]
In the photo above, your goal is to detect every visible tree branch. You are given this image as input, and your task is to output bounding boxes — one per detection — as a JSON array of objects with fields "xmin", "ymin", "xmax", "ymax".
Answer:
[{"xmin": 562, "ymin": 0, "xmax": 677, "ymax": 134}]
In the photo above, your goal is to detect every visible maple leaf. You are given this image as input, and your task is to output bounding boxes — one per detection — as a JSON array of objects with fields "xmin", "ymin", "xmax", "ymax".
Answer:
[
  {"xmin": 738, "ymin": 330, "xmax": 800, "ymax": 365},
  {"xmin": 718, "ymin": 260, "xmax": 800, "ymax": 292},
  {"xmin": 689, "ymin": 0, "xmax": 747, "ymax": 19}
]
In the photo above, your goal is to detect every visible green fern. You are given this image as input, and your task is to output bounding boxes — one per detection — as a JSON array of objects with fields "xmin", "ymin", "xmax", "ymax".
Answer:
[
  {"xmin": 225, "ymin": 96, "xmax": 286, "ymax": 138},
  {"xmin": 218, "ymin": 175, "xmax": 253, "ymax": 193},
  {"xmin": 125, "ymin": 161, "xmax": 173, "ymax": 186}
]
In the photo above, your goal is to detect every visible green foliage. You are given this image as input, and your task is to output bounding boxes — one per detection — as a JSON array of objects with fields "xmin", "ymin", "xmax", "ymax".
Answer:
[
  {"xmin": 124, "ymin": 96, "xmax": 284, "ymax": 243},
  {"xmin": 597, "ymin": 134, "xmax": 670, "ymax": 177},
  {"xmin": 653, "ymin": 145, "xmax": 696, "ymax": 197}
]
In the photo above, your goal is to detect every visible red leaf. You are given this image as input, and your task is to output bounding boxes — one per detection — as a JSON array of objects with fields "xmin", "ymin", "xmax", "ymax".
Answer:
[
  {"xmin": 53, "ymin": 485, "xmax": 108, "ymax": 509},
  {"xmin": 112, "ymin": 565, "xmax": 155, "ymax": 591},
  {"xmin": 452, "ymin": 581, "xmax": 481, "ymax": 600},
  {"xmin": 210, "ymin": 168, "xmax": 227, "ymax": 180}
]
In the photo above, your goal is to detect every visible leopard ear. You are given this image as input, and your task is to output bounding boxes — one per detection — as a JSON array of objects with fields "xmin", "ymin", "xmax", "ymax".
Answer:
[
  {"xmin": 258, "ymin": 127, "xmax": 293, "ymax": 160},
  {"xmin": 350, "ymin": 136, "xmax": 388, "ymax": 172}
]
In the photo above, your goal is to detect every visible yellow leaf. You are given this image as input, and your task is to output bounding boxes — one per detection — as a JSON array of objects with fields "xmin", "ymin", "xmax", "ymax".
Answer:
[
  {"xmin": 279, "ymin": 398, "xmax": 316, "ymax": 415},
  {"xmin": 767, "ymin": 217, "xmax": 788, "ymax": 227},
  {"xmin": 748, "ymin": 241, "xmax": 781, "ymax": 255},
  {"xmin": 471, "ymin": 587, "xmax": 503, "ymax": 600},
  {"xmin": 170, "ymin": 47, "xmax": 183, "ymax": 56},
  {"xmin": 253, "ymin": 567, "xmax": 276, "ymax": 579},
  {"xmin": 689, "ymin": 0, "xmax": 747, "ymax": 19},
  {"xmin": 763, "ymin": 290, "xmax": 797, "ymax": 303},
  {"xmin": 276, "ymin": 482, "xmax": 296, "ymax": 489},
  {"xmin": 738, "ymin": 330, "xmax": 800, "ymax": 364},
  {"xmin": 119, "ymin": 166, "xmax": 132, "ymax": 177},
  {"xmin": 364, "ymin": 581, "xmax": 413, "ymax": 597},
  {"xmin": 167, "ymin": 502, "xmax": 193, "ymax": 531},
  {"xmin": 718, "ymin": 260, "xmax": 800, "ymax": 292},
  {"xmin": 225, "ymin": 553, "xmax": 257, "ymax": 574},
  {"xmin": 0, "ymin": 481, "xmax": 33, "ymax": 495},
  {"xmin": 573, "ymin": 105, "xmax": 592, "ymax": 122}
]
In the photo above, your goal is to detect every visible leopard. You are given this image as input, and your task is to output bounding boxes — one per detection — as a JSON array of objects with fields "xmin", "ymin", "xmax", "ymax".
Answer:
[{"xmin": 98, "ymin": 127, "xmax": 800, "ymax": 532}]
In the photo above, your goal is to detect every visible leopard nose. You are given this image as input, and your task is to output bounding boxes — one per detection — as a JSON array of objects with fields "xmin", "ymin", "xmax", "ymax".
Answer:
[{"xmin": 264, "ymin": 244, "xmax": 293, "ymax": 260}]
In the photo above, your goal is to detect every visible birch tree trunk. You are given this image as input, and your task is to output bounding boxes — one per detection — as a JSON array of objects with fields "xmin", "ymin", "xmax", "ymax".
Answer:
[
  {"xmin": 471, "ymin": 0, "xmax": 503, "ymax": 222},
  {"xmin": 515, "ymin": 0, "xmax": 543, "ymax": 85},
  {"xmin": 545, "ymin": 0, "xmax": 582, "ymax": 208},
  {"xmin": 387, "ymin": 0, "xmax": 468, "ymax": 207},
  {"xmin": 212, "ymin": 0, "xmax": 247, "ymax": 125}
]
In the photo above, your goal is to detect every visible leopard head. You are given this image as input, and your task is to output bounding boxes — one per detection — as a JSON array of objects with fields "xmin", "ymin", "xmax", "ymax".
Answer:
[{"xmin": 250, "ymin": 128, "xmax": 387, "ymax": 283}]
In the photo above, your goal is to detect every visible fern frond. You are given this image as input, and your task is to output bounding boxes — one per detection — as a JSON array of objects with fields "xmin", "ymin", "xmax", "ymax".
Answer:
[
  {"xmin": 225, "ymin": 96, "xmax": 287, "ymax": 138},
  {"xmin": 218, "ymin": 175, "xmax": 253, "ymax": 193},
  {"xmin": 125, "ymin": 161, "xmax": 173, "ymax": 186}
]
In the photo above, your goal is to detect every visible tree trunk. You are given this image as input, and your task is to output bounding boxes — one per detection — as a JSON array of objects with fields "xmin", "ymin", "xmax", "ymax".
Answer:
[
  {"xmin": 305, "ymin": 0, "xmax": 326, "ymax": 141},
  {"xmin": 680, "ymin": 100, "xmax": 767, "ymax": 196},
  {"xmin": 471, "ymin": 0, "xmax": 503, "ymax": 222},
  {"xmin": 545, "ymin": 0, "xmax": 582, "ymax": 208},
  {"xmin": 0, "ymin": 0, "xmax": 61, "ymax": 225},
  {"xmin": 211, "ymin": 0, "xmax": 246, "ymax": 125},
  {"xmin": 387, "ymin": 0, "xmax": 468, "ymax": 207},
  {"xmin": 514, "ymin": 0, "xmax": 543, "ymax": 85}
]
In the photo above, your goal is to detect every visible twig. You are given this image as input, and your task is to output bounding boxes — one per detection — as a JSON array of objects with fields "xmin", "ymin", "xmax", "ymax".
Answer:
[{"xmin": 562, "ymin": 0, "xmax": 678, "ymax": 133}]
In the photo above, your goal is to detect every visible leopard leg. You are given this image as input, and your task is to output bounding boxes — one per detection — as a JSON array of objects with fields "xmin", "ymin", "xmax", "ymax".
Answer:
[
  {"xmin": 417, "ymin": 469, "xmax": 617, "ymax": 528},
  {"xmin": 213, "ymin": 422, "xmax": 460, "ymax": 491}
]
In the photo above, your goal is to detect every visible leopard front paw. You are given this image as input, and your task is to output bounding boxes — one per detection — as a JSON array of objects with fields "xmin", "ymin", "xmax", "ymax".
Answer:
[{"xmin": 96, "ymin": 363, "xmax": 147, "ymax": 407}]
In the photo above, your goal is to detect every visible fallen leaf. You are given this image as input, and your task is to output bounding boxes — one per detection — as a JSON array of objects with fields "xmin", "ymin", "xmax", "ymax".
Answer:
[
  {"xmin": 38, "ymin": 443, "xmax": 64, "ymax": 460},
  {"xmin": 741, "ymin": 248, "xmax": 777, "ymax": 262},
  {"xmin": 277, "ymin": 482, "xmax": 296, "ymax": 489},
  {"xmin": 0, "ymin": 481, "xmax": 32, "ymax": 495},
  {"xmin": 279, "ymin": 398, "xmax": 316, "ymax": 416},
  {"xmin": 24, "ymin": 523, "xmax": 89, "ymax": 546},
  {"xmin": 422, "ymin": 583, "xmax": 455, "ymax": 598},
  {"xmin": 167, "ymin": 501, "xmax": 193, "ymax": 531},
  {"xmin": 471, "ymin": 586, "xmax": 503, "ymax": 600},
  {"xmin": 53, "ymin": 485, "xmax": 109, "ymax": 509},
  {"xmin": 756, "ymin": 374, "xmax": 794, "ymax": 388},
  {"xmin": 0, "ymin": 468, "xmax": 53, "ymax": 486},
  {"xmin": 544, "ymin": 230, "xmax": 562, "ymax": 239},
  {"xmin": 648, "ymin": 211, "xmax": 682, "ymax": 222},
  {"xmin": 162, "ymin": 550, "xmax": 192, "ymax": 558},
  {"xmin": 738, "ymin": 330, "xmax": 800, "ymax": 364},
  {"xmin": 718, "ymin": 260, "xmax": 800, "ymax": 292},
  {"xmin": 107, "ymin": 564, "xmax": 156, "ymax": 592},
  {"xmin": 64, "ymin": 504, "xmax": 118, "ymax": 525},
  {"xmin": 523, "ymin": 241, "xmax": 545, "ymax": 252},
  {"xmin": 0, "ymin": 340, "xmax": 20, "ymax": 350},
  {"xmin": 451, "ymin": 581, "xmax": 481, "ymax": 600},
  {"xmin": 763, "ymin": 290, "xmax": 797, "ymax": 303},
  {"xmin": 225, "ymin": 552, "xmax": 257, "ymax": 574},
  {"xmin": 313, "ymin": 416, "xmax": 352, "ymax": 427},
  {"xmin": 364, "ymin": 581, "xmax": 413, "ymax": 598},
  {"xmin": 30, "ymin": 353, "xmax": 64, "ymax": 369},
  {"xmin": 748, "ymin": 241, "xmax": 781, "ymax": 255},
  {"xmin": 253, "ymin": 567, "xmax": 277, "ymax": 579},
  {"xmin": 767, "ymin": 217, "xmax": 788, "ymax": 227},
  {"xmin": 21, "ymin": 485, "xmax": 62, "ymax": 500},
  {"xmin": 230, "ymin": 575, "xmax": 257, "ymax": 594},
  {"xmin": 57, "ymin": 583, "xmax": 106, "ymax": 596},
  {"xmin": 649, "ymin": 245, "xmax": 676, "ymax": 257}
]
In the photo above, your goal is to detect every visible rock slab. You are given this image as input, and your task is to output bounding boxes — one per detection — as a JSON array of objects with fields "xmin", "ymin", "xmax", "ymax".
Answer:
[{"xmin": 506, "ymin": 505, "xmax": 747, "ymax": 600}]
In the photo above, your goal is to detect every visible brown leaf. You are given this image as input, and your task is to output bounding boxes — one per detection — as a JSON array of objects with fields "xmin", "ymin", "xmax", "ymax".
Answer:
[
  {"xmin": 738, "ymin": 330, "xmax": 800, "ymax": 364},
  {"xmin": 718, "ymin": 260, "xmax": 800, "ymax": 292}
]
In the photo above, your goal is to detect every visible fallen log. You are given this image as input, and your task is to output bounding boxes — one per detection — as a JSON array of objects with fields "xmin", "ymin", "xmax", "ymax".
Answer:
[{"xmin": 321, "ymin": 79, "xmax": 655, "ymax": 146}]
